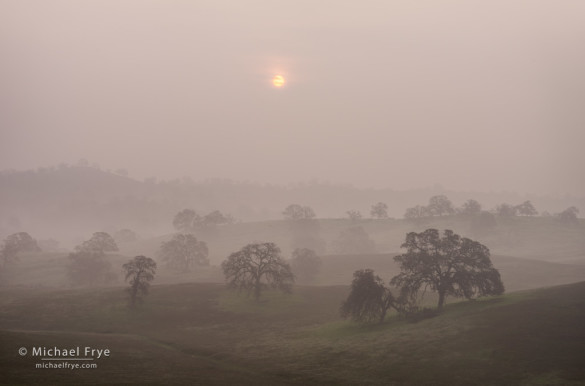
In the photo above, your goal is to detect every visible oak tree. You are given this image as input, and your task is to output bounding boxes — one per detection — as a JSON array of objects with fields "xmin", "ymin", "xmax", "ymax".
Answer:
[
  {"xmin": 391, "ymin": 229, "xmax": 504, "ymax": 311},
  {"xmin": 427, "ymin": 195, "xmax": 455, "ymax": 216},
  {"xmin": 370, "ymin": 202, "xmax": 389, "ymax": 219},
  {"xmin": 0, "ymin": 232, "xmax": 41, "ymax": 267},
  {"xmin": 516, "ymin": 200, "xmax": 538, "ymax": 216},
  {"xmin": 557, "ymin": 206, "xmax": 579, "ymax": 226},
  {"xmin": 332, "ymin": 226, "xmax": 376, "ymax": 254},
  {"xmin": 76, "ymin": 232, "xmax": 118, "ymax": 253},
  {"xmin": 340, "ymin": 269, "xmax": 404, "ymax": 323},
  {"xmin": 459, "ymin": 199, "xmax": 482, "ymax": 216},
  {"xmin": 290, "ymin": 248, "xmax": 322, "ymax": 284},
  {"xmin": 283, "ymin": 204, "xmax": 315, "ymax": 220},
  {"xmin": 122, "ymin": 255, "xmax": 157, "ymax": 307},
  {"xmin": 222, "ymin": 242, "xmax": 294, "ymax": 300},
  {"xmin": 68, "ymin": 232, "xmax": 118, "ymax": 286},
  {"xmin": 159, "ymin": 233, "xmax": 209, "ymax": 271}
]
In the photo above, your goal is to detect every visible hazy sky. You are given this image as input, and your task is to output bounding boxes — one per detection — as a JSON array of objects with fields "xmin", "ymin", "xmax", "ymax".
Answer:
[{"xmin": 1, "ymin": 1, "xmax": 584, "ymax": 195}]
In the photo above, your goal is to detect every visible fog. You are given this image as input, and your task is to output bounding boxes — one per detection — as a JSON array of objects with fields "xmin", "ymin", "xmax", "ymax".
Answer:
[
  {"xmin": 2, "ymin": 0, "xmax": 585, "ymax": 195},
  {"xmin": 2, "ymin": 4, "xmax": 585, "ymax": 384}
]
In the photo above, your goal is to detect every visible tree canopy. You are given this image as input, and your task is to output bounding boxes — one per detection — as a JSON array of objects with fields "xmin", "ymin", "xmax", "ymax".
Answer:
[
  {"xmin": 516, "ymin": 200, "xmax": 538, "ymax": 216},
  {"xmin": 172, "ymin": 209, "xmax": 232, "ymax": 233},
  {"xmin": 290, "ymin": 248, "xmax": 322, "ymax": 284},
  {"xmin": 370, "ymin": 202, "xmax": 389, "ymax": 219},
  {"xmin": 0, "ymin": 232, "xmax": 41, "ymax": 267},
  {"xmin": 340, "ymin": 269, "xmax": 403, "ymax": 323},
  {"xmin": 391, "ymin": 229, "xmax": 504, "ymax": 310},
  {"xmin": 427, "ymin": 195, "xmax": 455, "ymax": 216},
  {"xmin": 222, "ymin": 242, "xmax": 294, "ymax": 300},
  {"xmin": 346, "ymin": 210, "xmax": 362, "ymax": 221},
  {"xmin": 282, "ymin": 204, "xmax": 316, "ymax": 220},
  {"xmin": 68, "ymin": 232, "xmax": 118, "ymax": 286},
  {"xmin": 556, "ymin": 206, "xmax": 579, "ymax": 225},
  {"xmin": 68, "ymin": 249, "xmax": 115, "ymax": 286},
  {"xmin": 159, "ymin": 233, "xmax": 209, "ymax": 271},
  {"xmin": 459, "ymin": 199, "xmax": 482, "ymax": 216},
  {"xmin": 75, "ymin": 232, "xmax": 118, "ymax": 253},
  {"xmin": 332, "ymin": 226, "xmax": 376, "ymax": 254}
]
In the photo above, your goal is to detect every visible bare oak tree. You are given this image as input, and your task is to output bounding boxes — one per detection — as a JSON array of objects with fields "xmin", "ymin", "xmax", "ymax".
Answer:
[{"xmin": 222, "ymin": 242, "xmax": 294, "ymax": 300}]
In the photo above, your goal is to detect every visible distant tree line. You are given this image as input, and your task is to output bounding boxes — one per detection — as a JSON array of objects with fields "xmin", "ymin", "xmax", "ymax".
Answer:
[
  {"xmin": 0, "ymin": 232, "xmax": 41, "ymax": 283},
  {"xmin": 173, "ymin": 209, "xmax": 234, "ymax": 233}
]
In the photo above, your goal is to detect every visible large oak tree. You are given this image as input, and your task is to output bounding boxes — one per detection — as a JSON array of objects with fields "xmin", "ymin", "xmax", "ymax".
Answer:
[
  {"xmin": 222, "ymin": 242, "xmax": 294, "ymax": 300},
  {"xmin": 391, "ymin": 229, "xmax": 504, "ymax": 310}
]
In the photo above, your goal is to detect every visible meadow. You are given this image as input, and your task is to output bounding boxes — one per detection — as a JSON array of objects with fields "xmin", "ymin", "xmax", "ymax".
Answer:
[
  {"xmin": 1, "ymin": 281, "xmax": 585, "ymax": 385},
  {"xmin": 1, "ymin": 216, "xmax": 584, "ymax": 384}
]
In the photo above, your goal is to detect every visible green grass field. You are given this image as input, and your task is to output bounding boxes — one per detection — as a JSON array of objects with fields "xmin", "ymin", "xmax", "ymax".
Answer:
[{"xmin": 1, "ymin": 281, "xmax": 585, "ymax": 385}]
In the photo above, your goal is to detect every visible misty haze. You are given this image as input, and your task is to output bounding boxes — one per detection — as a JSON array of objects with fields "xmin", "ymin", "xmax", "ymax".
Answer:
[{"xmin": 1, "ymin": 1, "xmax": 584, "ymax": 385}]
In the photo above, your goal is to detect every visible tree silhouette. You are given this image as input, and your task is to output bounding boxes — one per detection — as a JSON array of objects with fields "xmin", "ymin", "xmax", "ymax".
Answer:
[
  {"xmin": 459, "ymin": 199, "xmax": 482, "ymax": 216},
  {"xmin": 0, "ymin": 232, "xmax": 41, "ymax": 268},
  {"xmin": 557, "ymin": 206, "xmax": 579, "ymax": 226},
  {"xmin": 332, "ymin": 226, "xmax": 376, "ymax": 254},
  {"xmin": 427, "ymin": 195, "xmax": 455, "ymax": 216},
  {"xmin": 370, "ymin": 202, "xmax": 389, "ymax": 219},
  {"xmin": 346, "ymin": 210, "xmax": 362, "ymax": 221},
  {"xmin": 122, "ymin": 255, "xmax": 157, "ymax": 307},
  {"xmin": 68, "ymin": 232, "xmax": 117, "ymax": 286},
  {"xmin": 283, "ymin": 204, "xmax": 316, "ymax": 220},
  {"xmin": 516, "ymin": 201, "xmax": 538, "ymax": 216},
  {"xmin": 222, "ymin": 242, "xmax": 294, "ymax": 300},
  {"xmin": 75, "ymin": 232, "xmax": 118, "ymax": 253},
  {"xmin": 290, "ymin": 248, "xmax": 321, "ymax": 284},
  {"xmin": 159, "ymin": 234, "xmax": 209, "ymax": 271},
  {"xmin": 495, "ymin": 203, "xmax": 517, "ymax": 217},
  {"xmin": 391, "ymin": 229, "xmax": 504, "ymax": 310},
  {"xmin": 172, "ymin": 209, "xmax": 201, "ymax": 233},
  {"xmin": 340, "ymin": 269, "xmax": 405, "ymax": 323}
]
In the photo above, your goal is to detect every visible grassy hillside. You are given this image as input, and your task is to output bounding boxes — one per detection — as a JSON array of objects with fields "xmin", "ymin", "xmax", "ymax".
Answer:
[{"xmin": 1, "ymin": 281, "xmax": 585, "ymax": 385}]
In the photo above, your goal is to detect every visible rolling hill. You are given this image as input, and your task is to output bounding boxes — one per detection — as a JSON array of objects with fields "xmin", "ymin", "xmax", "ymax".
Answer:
[{"xmin": 1, "ymin": 281, "xmax": 584, "ymax": 385}]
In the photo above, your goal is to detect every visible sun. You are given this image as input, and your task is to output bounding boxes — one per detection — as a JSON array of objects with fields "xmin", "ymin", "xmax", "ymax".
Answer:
[{"xmin": 272, "ymin": 75, "xmax": 285, "ymax": 88}]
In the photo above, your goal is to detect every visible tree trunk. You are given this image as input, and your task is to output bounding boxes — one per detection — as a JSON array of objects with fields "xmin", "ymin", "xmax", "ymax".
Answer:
[
  {"xmin": 254, "ymin": 279, "xmax": 261, "ymax": 301},
  {"xmin": 130, "ymin": 272, "xmax": 141, "ymax": 308},
  {"xmin": 437, "ymin": 290, "xmax": 446, "ymax": 311},
  {"xmin": 379, "ymin": 307, "xmax": 387, "ymax": 324},
  {"xmin": 130, "ymin": 283, "xmax": 138, "ymax": 307}
]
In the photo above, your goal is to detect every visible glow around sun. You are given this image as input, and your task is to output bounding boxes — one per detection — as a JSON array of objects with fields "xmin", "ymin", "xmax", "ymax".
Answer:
[{"xmin": 272, "ymin": 75, "xmax": 285, "ymax": 88}]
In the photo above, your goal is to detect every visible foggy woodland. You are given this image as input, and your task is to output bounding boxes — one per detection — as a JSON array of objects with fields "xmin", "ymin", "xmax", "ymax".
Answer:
[{"xmin": 1, "ymin": 1, "xmax": 585, "ymax": 385}]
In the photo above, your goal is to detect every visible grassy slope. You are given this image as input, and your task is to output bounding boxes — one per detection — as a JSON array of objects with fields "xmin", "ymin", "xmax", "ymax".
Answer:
[{"xmin": 1, "ymin": 282, "xmax": 585, "ymax": 385}]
